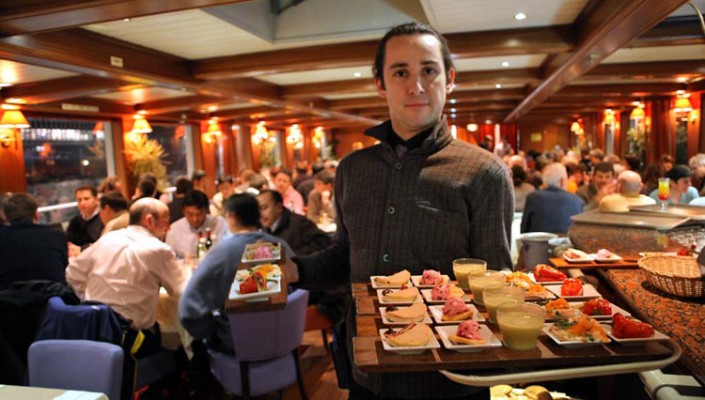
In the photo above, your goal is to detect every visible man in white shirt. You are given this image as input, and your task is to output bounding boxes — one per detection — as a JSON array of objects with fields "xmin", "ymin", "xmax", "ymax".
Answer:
[
  {"xmin": 599, "ymin": 170, "xmax": 656, "ymax": 212},
  {"xmin": 66, "ymin": 197, "xmax": 187, "ymax": 330},
  {"xmin": 166, "ymin": 190, "xmax": 228, "ymax": 259}
]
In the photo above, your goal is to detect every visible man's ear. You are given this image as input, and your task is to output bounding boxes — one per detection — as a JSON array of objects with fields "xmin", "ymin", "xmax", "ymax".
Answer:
[
  {"xmin": 446, "ymin": 68, "xmax": 456, "ymax": 93},
  {"xmin": 33, "ymin": 211, "xmax": 40, "ymax": 224},
  {"xmin": 375, "ymin": 77, "xmax": 387, "ymax": 99}
]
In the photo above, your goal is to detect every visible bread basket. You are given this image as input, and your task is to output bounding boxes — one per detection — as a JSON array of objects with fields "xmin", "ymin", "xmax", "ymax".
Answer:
[{"xmin": 638, "ymin": 255, "xmax": 704, "ymax": 298}]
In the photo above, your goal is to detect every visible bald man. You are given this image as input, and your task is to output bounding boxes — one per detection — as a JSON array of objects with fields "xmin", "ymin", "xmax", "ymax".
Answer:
[{"xmin": 599, "ymin": 170, "xmax": 656, "ymax": 212}]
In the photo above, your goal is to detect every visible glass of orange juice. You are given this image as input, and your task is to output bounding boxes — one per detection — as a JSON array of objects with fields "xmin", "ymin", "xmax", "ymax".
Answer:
[{"xmin": 658, "ymin": 177, "xmax": 670, "ymax": 211}]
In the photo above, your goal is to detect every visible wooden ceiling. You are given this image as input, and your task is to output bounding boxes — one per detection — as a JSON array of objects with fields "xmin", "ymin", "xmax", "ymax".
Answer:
[{"xmin": 0, "ymin": 0, "xmax": 703, "ymax": 131}]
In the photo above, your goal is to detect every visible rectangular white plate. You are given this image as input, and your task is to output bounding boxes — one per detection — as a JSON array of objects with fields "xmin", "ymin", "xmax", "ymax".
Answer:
[
  {"xmin": 378, "ymin": 306, "xmax": 432, "ymax": 325},
  {"xmin": 376, "ymin": 289, "xmax": 423, "ymax": 305},
  {"xmin": 370, "ymin": 275, "xmax": 410, "ymax": 289},
  {"xmin": 546, "ymin": 283, "xmax": 601, "ymax": 300},
  {"xmin": 528, "ymin": 272, "xmax": 565, "ymax": 285},
  {"xmin": 379, "ymin": 327, "xmax": 440, "ymax": 354},
  {"xmin": 429, "ymin": 304, "xmax": 484, "ymax": 324},
  {"xmin": 410, "ymin": 274, "xmax": 450, "ymax": 288},
  {"xmin": 420, "ymin": 288, "xmax": 472, "ymax": 304},
  {"xmin": 588, "ymin": 253, "xmax": 623, "ymax": 263},
  {"xmin": 569, "ymin": 301, "xmax": 631, "ymax": 320},
  {"xmin": 435, "ymin": 324, "xmax": 501, "ymax": 352},
  {"xmin": 241, "ymin": 242, "xmax": 281, "ymax": 263},
  {"xmin": 601, "ymin": 323, "xmax": 670, "ymax": 344},
  {"xmin": 543, "ymin": 323, "xmax": 611, "ymax": 347},
  {"xmin": 228, "ymin": 279, "xmax": 281, "ymax": 302},
  {"xmin": 523, "ymin": 289, "xmax": 557, "ymax": 301}
]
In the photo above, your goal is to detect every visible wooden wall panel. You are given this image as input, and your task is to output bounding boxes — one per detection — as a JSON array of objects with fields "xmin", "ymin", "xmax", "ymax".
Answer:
[
  {"xmin": 0, "ymin": 128, "xmax": 27, "ymax": 192},
  {"xmin": 517, "ymin": 123, "xmax": 570, "ymax": 154},
  {"xmin": 198, "ymin": 120, "xmax": 217, "ymax": 197}
]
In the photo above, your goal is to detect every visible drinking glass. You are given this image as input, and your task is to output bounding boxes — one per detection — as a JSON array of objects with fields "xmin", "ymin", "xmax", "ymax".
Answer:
[
  {"xmin": 658, "ymin": 177, "xmax": 670, "ymax": 211},
  {"xmin": 467, "ymin": 271, "xmax": 505, "ymax": 306},
  {"xmin": 497, "ymin": 302, "xmax": 545, "ymax": 350},
  {"xmin": 483, "ymin": 285, "xmax": 525, "ymax": 324},
  {"xmin": 452, "ymin": 258, "xmax": 487, "ymax": 291}
]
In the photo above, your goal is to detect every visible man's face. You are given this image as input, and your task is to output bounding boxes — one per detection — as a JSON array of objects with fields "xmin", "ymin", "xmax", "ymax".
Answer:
[
  {"xmin": 375, "ymin": 34, "xmax": 455, "ymax": 139},
  {"xmin": 183, "ymin": 205, "xmax": 207, "ymax": 229},
  {"xmin": 218, "ymin": 182, "xmax": 234, "ymax": 197},
  {"xmin": 314, "ymin": 180, "xmax": 332, "ymax": 194},
  {"xmin": 148, "ymin": 209, "xmax": 171, "ymax": 241},
  {"xmin": 257, "ymin": 193, "xmax": 283, "ymax": 229},
  {"xmin": 675, "ymin": 177, "xmax": 692, "ymax": 193},
  {"xmin": 99, "ymin": 205, "xmax": 112, "ymax": 224},
  {"xmin": 274, "ymin": 173, "xmax": 291, "ymax": 193},
  {"xmin": 76, "ymin": 190, "xmax": 98, "ymax": 216},
  {"xmin": 593, "ymin": 171, "xmax": 614, "ymax": 189}
]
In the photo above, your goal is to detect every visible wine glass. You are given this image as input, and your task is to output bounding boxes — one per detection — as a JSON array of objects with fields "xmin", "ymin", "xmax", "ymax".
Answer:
[{"xmin": 658, "ymin": 177, "xmax": 670, "ymax": 211}]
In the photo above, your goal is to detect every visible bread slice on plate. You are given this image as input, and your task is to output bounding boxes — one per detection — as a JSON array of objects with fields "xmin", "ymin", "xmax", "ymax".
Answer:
[
  {"xmin": 448, "ymin": 334, "xmax": 485, "ymax": 345},
  {"xmin": 385, "ymin": 303, "xmax": 428, "ymax": 322},
  {"xmin": 441, "ymin": 309, "xmax": 474, "ymax": 322},
  {"xmin": 374, "ymin": 270, "xmax": 411, "ymax": 286},
  {"xmin": 384, "ymin": 323, "xmax": 433, "ymax": 347},
  {"xmin": 382, "ymin": 287, "xmax": 419, "ymax": 302}
]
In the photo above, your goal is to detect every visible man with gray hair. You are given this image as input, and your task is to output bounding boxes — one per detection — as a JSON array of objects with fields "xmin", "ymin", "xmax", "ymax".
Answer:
[
  {"xmin": 521, "ymin": 163, "xmax": 584, "ymax": 234},
  {"xmin": 599, "ymin": 170, "xmax": 656, "ymax": 212}
]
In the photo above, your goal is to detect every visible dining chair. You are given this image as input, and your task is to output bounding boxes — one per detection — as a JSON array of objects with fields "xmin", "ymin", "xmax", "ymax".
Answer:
[
  {"xmin": 208, "ymin": 289, "xmax": 310, "ymax": 400},
  {"xmin": 28, "ymin": 339, "xmax": 123, "ymax": 400}
]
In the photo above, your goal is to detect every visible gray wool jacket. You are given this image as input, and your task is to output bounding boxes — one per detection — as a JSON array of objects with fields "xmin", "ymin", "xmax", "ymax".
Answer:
[{"xmin": 297, "ymin": 116, "xmax": 514, "ymax": 398}]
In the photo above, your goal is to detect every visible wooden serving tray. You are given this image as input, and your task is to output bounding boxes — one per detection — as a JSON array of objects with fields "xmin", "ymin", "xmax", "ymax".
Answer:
[
  {"xmin": 224, "ymin": 247, "xmax": 289, "ymax": 314},
  {"xmin": 550, "ymin": 257, "xmax": 639, "ymax": 269}
]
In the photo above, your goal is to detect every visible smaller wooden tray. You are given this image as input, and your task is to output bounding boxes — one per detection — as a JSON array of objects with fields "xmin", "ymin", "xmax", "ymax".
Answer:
[
  {"xmin": 225, "ymin": 247, "xmax": 289, "ymax": 314},
  {"xmin": 550, "ymin": 257, "xmax": 639, "ymax": 269}
]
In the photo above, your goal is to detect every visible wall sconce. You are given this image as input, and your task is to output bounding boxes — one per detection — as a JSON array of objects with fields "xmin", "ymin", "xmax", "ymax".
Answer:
[
  {"xmin": 630, "ymin": 103, "xmax": 645, "ymax": 120},
  {"xmin": 604, "ymin": 109, "xmax": 615, "ymax": 125},
  {"xmin": 466, "ymin": 123, "xmax": 478, "ymax": 132},
  {"xmin": 0, "ymin": 105, "xmax": 29, "ymax": 150},
  {"xmin": 204, "ymin": 118, "xmax": 221, "ymax": 144},
  {"xmin": 252, "ymin": 121, "xmax": 269, "ymax": 145},
  {"xmin": 286, "ymin": 124, "xmax": 304, "ymax": 149},
  {"xmin": 312, "ymin": 126, "xmax": 324, "ymax": 149},
  {"xmin": 0, "ymin": 128, "xmax": 16, "ymax": 149},
  {"xmin": 131, "ymin": 114, "xmax": 152, "ymax": 134}
]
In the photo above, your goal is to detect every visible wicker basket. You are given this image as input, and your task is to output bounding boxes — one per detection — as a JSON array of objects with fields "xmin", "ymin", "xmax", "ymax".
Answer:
[{"xmin": 638, "ymin": 255, "xmax": 704, "ymax": 298}]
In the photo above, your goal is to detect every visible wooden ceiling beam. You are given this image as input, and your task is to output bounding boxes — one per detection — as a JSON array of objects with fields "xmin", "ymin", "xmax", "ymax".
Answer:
[
  {"xmin": 505, "ymin": 0, "xmax": 690, "ymax": 122},
  {"xmin": 0, "ymin": 0, "xmax": 250, "ymax": 37},
  {"xmin": 0, "ymin": 75, "xmax": 141, "ymax": 104},
  {"xmin": 557, "ymin": 82, "xmax": 685, "ymax": 96},
  {"xmin": 587, "ymin": 60, "xmax": 705, "ymax": 78},
  {"xmin": 193, "ymin": 26, "xmax": 575, "ymax": 80},
  {"xmin": 630, "ymin": 16, "xmax": 705, "ymax": 48},
  {"xmin": 453, "ymin": 68, "xmax": 542, "ymax": 87},
  {"xmin": 688, "ymin": 79, "xmax": 705, "ymax": 93},
  {"xmin": 23, "ymin": 97, "xmax": 136, "ymax": 117},
  {"xmin": 136, "ymin": 95, "xmax": 225, "ymax": 115}
]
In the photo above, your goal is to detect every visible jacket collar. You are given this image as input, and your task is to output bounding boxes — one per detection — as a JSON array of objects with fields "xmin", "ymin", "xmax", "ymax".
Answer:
[{"xmin": 364, "ymin": 115, "xmax": 453, "ymax": 156}]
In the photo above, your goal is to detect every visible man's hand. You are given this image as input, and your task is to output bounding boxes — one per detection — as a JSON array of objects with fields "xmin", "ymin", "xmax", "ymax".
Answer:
[
  {"xmin": 68, "ymin": 242, "xmax": 81, "ymax": 258},
  {"xmin": 284, "ymin": 258, "xmax": 299, "ymax": 283},
  {"xmin": 595, "ymin": 181, "xmax": 617, "ymax": 203}
]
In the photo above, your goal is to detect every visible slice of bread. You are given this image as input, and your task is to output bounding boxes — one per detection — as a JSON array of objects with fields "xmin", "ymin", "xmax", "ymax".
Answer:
[
  {"xmin": 449, "ymin": 284, "xmax": 465, "ymax": 298},
  {"xmin": 385, "ymin": 303, "xmax": 427, "ymax": 322},
  {"xmin": 384, "ymin": 323, "xmax": 433, "ymax": 347},
  {"xmin": 441, "ymin": 309, "xmax": 474, "ymax": 321},
  {"xmin": 448, "ymin": 334, "xmax": 485, "ymax": 345},
  {"xmin": 490, "ymin": 384, "xmax": 513, "ymax": 397},
  {"xmin": 524, "ymin": 385, "xmax": 552, "ymax": 400},
  {"xmin": 374, "ymin": 270, "xmax": 411, "ymax": 286},
  {"xmin": 383, "ymin": 287, "xmax": 419, "ymax": 302}
]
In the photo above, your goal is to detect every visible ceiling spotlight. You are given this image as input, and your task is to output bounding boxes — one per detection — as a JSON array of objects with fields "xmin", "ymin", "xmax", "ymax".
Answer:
[
  {"xmin": 514, "ymin": 12, "xmax": 527, "ymax": 20},
  {"xmin": 676, "ymin": 90, "xmax": 685, "ymax": 95},
  {"xmin": 451, "ymin": 114, "xmax": 457, "ymax": 119},
  {"xmin": 208, "ymin": 105, "xmax": 218, "ymax": 112},
  {"xmin": 123, "ymin": 18, "xmax": 131, "ymax": 22},
  {"xmin": 495, "ymin": 83, "xmax": 502, "ymax": 89},
  {"xmin": 450, "ymin": 108, "xmax": 457, "ymax": 113},
  {"xmin": 501, "ymin": 61, "xmax": 510, "ymax": 68},
  {"xmin": 353, "ymin": 72, "xmax": 362, "ymax": 78},
  {"xmin": 485, "ymin": 119, "xmax": 493, "ymax": 124},
  {"xmin": 450, "ymin": 99, "xmax": 456, "ymax": 104}
]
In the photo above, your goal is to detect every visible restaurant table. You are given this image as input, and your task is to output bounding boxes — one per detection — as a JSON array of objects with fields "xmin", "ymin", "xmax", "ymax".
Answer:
[
  {"xmin": 569, "ymin": 222, "xmax": 705, "ymax": 386},
  {"xmin": 0, "ymin": 385, "xmax": 108, "ymax": 400},
  {"xmin": 351, "ymin": 282, "xmax": 679, "ymax": 389}
]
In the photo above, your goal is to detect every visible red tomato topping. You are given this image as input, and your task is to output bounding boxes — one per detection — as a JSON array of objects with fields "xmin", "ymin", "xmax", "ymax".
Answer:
[
  {"xmin": 581, "ymin": 298, "xmax": 612, "ymax": 316},
  {"xmin": 611, "ymin": 313, "xmax": 655, "ymax": 339},
  {"xmin": 533, "ymin": 264, "xmax": 567, "ymax": 282},
  {"xmin": 561, "ymin": 278, "xmax": 583, "ymax": 296},
  {"xmin": 239, "ymin": 275, "xmax": 258, "ymax": 294}
]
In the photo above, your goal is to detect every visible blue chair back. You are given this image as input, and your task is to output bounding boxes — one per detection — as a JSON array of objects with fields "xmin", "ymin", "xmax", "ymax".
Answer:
[
  {"xmin": 35, "ymin": 296, "xmax": 123, "ymax": 343},
  {"xmin": 29, "ymin": 339, "xmax": 123, "ymax": 400}
]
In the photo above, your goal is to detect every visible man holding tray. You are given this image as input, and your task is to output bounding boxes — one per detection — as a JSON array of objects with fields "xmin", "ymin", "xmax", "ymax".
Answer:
[{"xmin": 290, "ymin": 22, "xmax": 513, "ymax": 400}]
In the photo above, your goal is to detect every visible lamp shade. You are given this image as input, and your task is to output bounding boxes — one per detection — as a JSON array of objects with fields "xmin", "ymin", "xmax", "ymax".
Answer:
[
  {"xmin": 206, "ymin": 121, "xmax": 221, "ymax": 135},
  {"xmin": 630, "ymin": 107, "xmax": 645, "ymax": 119},
  {"xmin": 0, "ymin": 110, "xmax": 30, "ymax": 128},
  {"xmin": 674, "ymin": 97, "xmax": 693, "ymax": 113},
  {"xmin": 131, "ymin": 116, "xmax": 152, "ymax": 133}
]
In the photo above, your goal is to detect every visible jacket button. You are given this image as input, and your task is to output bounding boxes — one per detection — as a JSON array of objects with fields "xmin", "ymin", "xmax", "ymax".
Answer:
[
  {"xmin": 382, "ymin": 254, "xmax": 389, "ymax": 263},
  {"xmin": 387, "ymin": 206, "xmax": 395, "ymax": 215},
  {"xmin": 394, "ymin": 162, "xmax": 403, "ymax": 170}
]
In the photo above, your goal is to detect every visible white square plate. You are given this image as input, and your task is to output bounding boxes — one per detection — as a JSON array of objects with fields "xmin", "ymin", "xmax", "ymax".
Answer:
[
  {"xmin": 429, "ymin": 304, "xmax": 485, "ymax": 324},
  {"xmin": 370, "ymin": 276, "xmax": 410, "ymax": 289},
  {"xmin": 228, "ymin": 279, "xmax": 281, "ymax": 302},
  {"xmin": 569, "ymin": 301, "xmax": 631, "ymax": 320},
  {"xmin": 420, "ymin": 289, "xmax": 472, "ymax": 304},
  {"xmin": 528, "ymin": 272, "xmax": 565, "ymax": 285},
  {"xmin": 543, "ymin": 323, "xmax": 611, "ymax": 347},
  {"xmin": 379, "ymin": 327, "xmax": 441, "ymax": 354},
  {"xmin": 546, "ymin": 283, "xmax": 601, "ymax": 300},
  {"xmin": 589, "ymin": 253, "xmax": 623, "ymax": 263},
  {"xmin": 563, "ymin": 249, "xmax": 594, "ymax": 263},
  {"xmin": 376, "ymin": 289, "xmax": 423, "ymax": 305},
  {"xmin": 601, "ymin": 323, "xmax": 669, "ymax": 344},
  {"xmin": 241, "ymin": 242, "xmax": 281, "ymax": 263},
  {"xmin": 435, "ymin": 324, "xmax": 502, "ymax": 352},
  {"xmin": 410, "ymin": 274, "xmax": 450, "ymax": 288},
  {"xmin": 378, "ymin": 307, "xmax": 432, "ymax": 325}
]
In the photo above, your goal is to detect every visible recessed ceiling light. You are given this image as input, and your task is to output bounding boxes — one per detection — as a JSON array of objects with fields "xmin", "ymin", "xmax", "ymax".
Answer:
[
  {"xmin": 495, "ymin": 83, "xmax": 502, "ymax": 89},
  {"xmin": 501, "ymin": 61, "xmax": 510, "ymax": 68},
  {"xmin": 485, "ymin": 119, "xmax": 493, "ymax": 124},
  {"xmin": 123, "ymin": 18, "xmax": 131, "ymax": 22},
  {"xmin": 676, "ymin": 90, "xmax": 685, "ymax": 95},
  {"xmin": 6, "ymin": 98, "xmax": 25, "ymax": 104},
  {"xmin": 514, "ymin": 12, "xmax": 527, "ymax": 21},
  {"xmin": 208, "ymin": 105, "xmax": 218, "ymax": 112},
  {"xmin": 450, "ymin": 99, "xmax": 456, "ymax": 104},
  {"xmin": 451, "ymin": 114, "xmax": 457, "ymax": 119},
  {"xmin": 450, "ymin": 108, "xmax": 457, "ymax": 113},
  {"xmin": 353, "ymin": 72, "xmax": 362, "ymax": 78},
  {"xmin": 137, "ymin": 110, "xmax": 147, "ymax": 115}
]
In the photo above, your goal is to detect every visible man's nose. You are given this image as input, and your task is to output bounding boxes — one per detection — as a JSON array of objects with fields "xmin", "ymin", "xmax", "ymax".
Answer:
[{"xmin": 407, "ymin": 75, "xmax": 424, "ymax": 95}]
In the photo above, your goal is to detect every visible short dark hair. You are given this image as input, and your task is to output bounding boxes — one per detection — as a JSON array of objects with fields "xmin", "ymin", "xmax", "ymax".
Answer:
[
  {"xmin": 373, "ymin": 22, "xmax": 454, "ymax": 90},
  {"xmin": 5, "ymin": 193, "xmax": 37, "ymax": 224},
  {"xmin": 191, "ymin": 169, "xmax": 206, "ymax": 182},
  {"xmin": 175, "ymin": 176, "xmax": 194, "ymax": 195},
  {"xmin": 98, "ymin": 176, "xmax": 120, "ymax": 193},
  {"xmin": 224, "ymin": 194, "xmax": 260, "ymax": 228},
  {"xmin": 100, "ymin": 191, "xmax": 128, "ymax": 212},
  {"xmin": 139, "ymin": 173, "xmax": 157, "ymax": 185},
  {"xmin": 314, "ymin": 170, "xmax": 335, "ymax": 185},
  {"xmin": 75, "ymin": 185, "xmax": 97, "ymax": 197},
  {"xmin": 183, "ymin": 190, "xmax": 209, "ymax": 210},
  {"xmin": 312, "ymin": 162, "xmax": 325, "ymax": 174},
  {"xmin": 248, "ymin": 173, "xmax": 268, "ymax": 192},
  {"xmin": 258, "ymin": 189, "xmax": 283, "ymax": 206},
  {"xmin": 565, "ymin": 162, "xmax": 584, "ymax": 175},
  {"xmin": 666, "ymin": 164, "xmax": 692, "ymax": 182},
  {"xmin": 276, "ymin": 168, "xmax": 293, "ymax": 181},
  {"xmin": 511, "ymin": 165, "xmax": 527, "ymax": 187},
  {"xmin": 215, "ymin": 175, "xmax": 233, "ymax": 186},
  {"xmin": 593, "ymin": 162, "xmax": 615, "ymax": 175}
]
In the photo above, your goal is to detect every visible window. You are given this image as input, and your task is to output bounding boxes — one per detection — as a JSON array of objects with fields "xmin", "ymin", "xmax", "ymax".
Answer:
[{"xmin": 147, "ymin": 124, "xmax": 188, "ymax": 185}]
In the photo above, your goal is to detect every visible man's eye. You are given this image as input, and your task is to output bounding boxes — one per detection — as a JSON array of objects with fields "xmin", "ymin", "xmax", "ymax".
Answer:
[
  {"xmin": 392, "ymin": 70, "xmax": 407, "ymax": 78},
  {"xmin": 423, "ymin": 67, "xmax": 438, "ymax": 76}
]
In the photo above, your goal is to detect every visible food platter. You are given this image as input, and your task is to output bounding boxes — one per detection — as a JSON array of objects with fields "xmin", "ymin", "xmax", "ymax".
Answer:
[
  {"xmin": 241, "ymin": 242, "xmax": 281, "ymax": 263},
  {"xmin": 420, "ymin": 289, "xmax": 472, "ymax": 304},
  {"xmin": 435, "ymin": 325, "xmax": 501, "ymax": 352},
  {"xmin": 377, "ymin": 289, "xmax": 423, "ymax": 305},
  {"xmin": 546, "ymin": 283, "xmax": 601, "ymax": 300},
  {"xmin": 411, "ymin": 274, "xmax": 450, "ymax": 288},
  {"xmin": 543, "ymin": 323, "xmax": 611, "ymax": 348},
  {"xmin": 601, "ymin": 324, "xmax": 670, "ymax": 345},
  {"xmin": 379, "ymin": 307, "xmax": 433, "ymax": 325},
  {"xmin": 379, "ymin": 327, "xmax": 441, "ymax": 354},
  {"xmin": 428, "ymin": 304, "xmax": 484, "ymax": 324},
  {"xmin": 228, "ymin": 279, "xmax": 281, "ymax": 302}
]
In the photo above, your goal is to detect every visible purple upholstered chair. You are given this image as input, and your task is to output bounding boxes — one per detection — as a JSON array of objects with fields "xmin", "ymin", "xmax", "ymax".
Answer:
[
  {"xmin": 208, "ymin": 289, "xmax": 310, "ymax": 400},
  {"xmin": 28, "ymin": 339, "xmax": 123, "ymax": 400}
]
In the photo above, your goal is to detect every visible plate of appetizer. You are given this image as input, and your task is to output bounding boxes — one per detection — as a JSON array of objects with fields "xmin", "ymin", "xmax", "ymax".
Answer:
[
  {"xmin": 546, "ymin": 279, "xmax": 600, "ymax": 300},
  {"xmin": 571, "ymin": 298, "xmax": 631, "ymax": 320},
  {"xmin": 377, "ymin": 287, "xmax": 423, "ymax": 304},
  {"xmin": 411, "ymin": 270, "xmax": 450, "ymax": 288},
  {"xmin": 530, "ymin": 264, "xmax": 567, "ymax": 284},
  {"xmin": 429, "ymin": 301, "xmax": 484, "ymax": 324},
  {"xmin": 371, "ymin": 270, "xmax": 411, "ymax": 288},
  {"xmin": 228, "ymin": 277, "xmax": 281, "ymax": 301},
  {"xmin": 421, "ymin": 285, "xmax": 472, "ymax": 304},
  {"xmin": 241, "ymin": 242, "xmax": 281, "ymax": 263},
  {"xmin": 436, "ymin": 322, "xmax": 501, "ymax": 352},
  {"xmin": 589, "ymin": 249, "xmax": 623, "ymax": 263},
  {"xmin": 544, "ymin": 315, "xmax": 611, "ymax": 347},
  {"xmin": 563, "ymin": 249, "xmax": 594, "ymax": 263},
  {"xmin": 379, "ymin": 324, "xmax": 441, "ymax": 354},
  {"xmin": 543, "ymin": 298, "xmax": 583, "ymax": 321},
  {"xmin": 379, "ymin": 304, "xmax": 432, "ymax": 325},
  {"xmin": 602, "ymin": 314, "xmax": 669, "ymax": 344}
]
